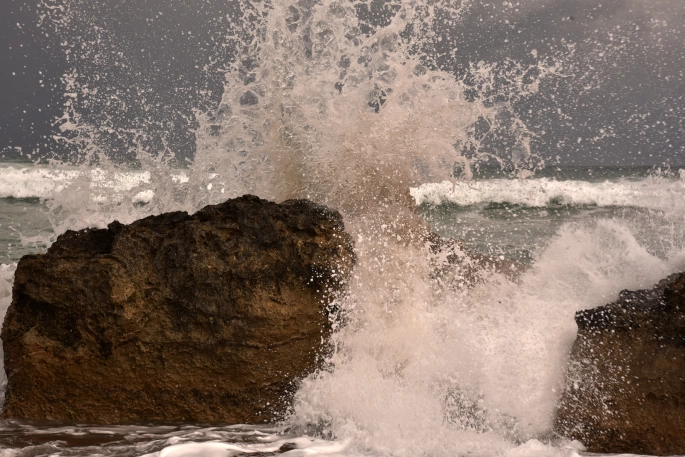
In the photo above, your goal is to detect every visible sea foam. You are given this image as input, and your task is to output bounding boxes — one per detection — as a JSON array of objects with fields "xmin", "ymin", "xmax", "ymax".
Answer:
[
  {"xmin": 5, "ymin": 164, "xmax": 685, "ymax": 214},
  {"xmin": 0, "ymin": 165, "xmax": 154, "ymax": 200},
  {"xmin": 412, "ymin": 177, "xmax": 685, "ymax": 211},
  {"xmin": 0, "ymin": 263, "xmax": 16, "ymax": 405}
]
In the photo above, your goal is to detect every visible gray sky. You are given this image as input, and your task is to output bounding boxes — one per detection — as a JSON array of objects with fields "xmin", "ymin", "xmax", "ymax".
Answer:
[{"xmin": 1, "ymin": 0, "xmax": 683, "ymax": 166}]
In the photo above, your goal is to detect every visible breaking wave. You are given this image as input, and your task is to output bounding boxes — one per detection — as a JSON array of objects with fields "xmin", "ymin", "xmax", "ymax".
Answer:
[{"xmin": 413, "ymin": 176, "xmax": 685, "ymax": 211}]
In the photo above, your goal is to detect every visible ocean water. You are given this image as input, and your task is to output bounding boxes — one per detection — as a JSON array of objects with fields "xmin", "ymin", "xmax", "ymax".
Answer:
[
  {"xmin": 1, "ymin": 164, "xmax": 685, "ymax": 457},
  {"xmin": 1, "ymin": 0, "xmax": 684, "ymax": 455},
  {"xmin": 1, "ymin": 164, "xmax": 684, "ymax": 265}
]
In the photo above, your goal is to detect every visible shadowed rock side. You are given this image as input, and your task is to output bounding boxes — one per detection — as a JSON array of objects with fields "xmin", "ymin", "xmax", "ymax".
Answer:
[
  {"xmin": 554, "ymin": 272, "xmax": 685, "ymax": 456},
  {"xmin": 2, "ymin": 195, "xmax": 355, "ymax": 424}
]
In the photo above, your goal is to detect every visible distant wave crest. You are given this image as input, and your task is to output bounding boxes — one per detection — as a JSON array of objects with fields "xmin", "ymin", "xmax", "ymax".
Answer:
[
  {"xmin": 0, "ymin": 166, "xmax": 185, "ymax": 202},
  {"xmin": 3, "ymin": 166, "xmax": 685, "ymax": 214},
  {"xmin": 411, "ymin": 177, "xmax": 685, "ymax": 211}
]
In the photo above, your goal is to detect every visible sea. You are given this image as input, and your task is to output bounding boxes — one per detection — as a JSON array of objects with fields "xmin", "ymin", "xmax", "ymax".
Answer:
[
  {"xmin": 2, "ymin": 164, "xmax": 685, "ymax": 457},
  {"xmin": 2, "ymin": 164, "xmax": 685, "ymax": 266},
  {"xmin": 1, "ymin": 0, "xmax": 684, "ymax": 455}
]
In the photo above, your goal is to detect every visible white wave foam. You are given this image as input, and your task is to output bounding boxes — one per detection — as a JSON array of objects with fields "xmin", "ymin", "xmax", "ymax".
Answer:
[
  {"xmin": 6, "ymin": 165, "xmax": 684, "ymax": 216},
  {"xmin": 141, "ymin": 436, "xmax": 351, "ymax": 457},
  {"xmin": 0, "ymin": 263, "xmax": 16, "ymax": 404},
  {"xmin": 0, "ymin": 165, "xmax": 190, "ymax": 203},
  {"xmin": 0, "ymin": 166, "xmax": 80, "ymax": 199},
  {"xmin": 412, "ymin": 178, "xmax": 685, "ymax": 211}
]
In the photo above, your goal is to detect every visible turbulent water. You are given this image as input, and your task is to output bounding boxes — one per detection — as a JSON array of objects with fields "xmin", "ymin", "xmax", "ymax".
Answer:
[
  {"xmin": 2, "ymin": 165, "xmax": 685, "ymax": 457},
  {"xmin": 1, "ymin": 0, "xmax": 684, "ymax": 456}
]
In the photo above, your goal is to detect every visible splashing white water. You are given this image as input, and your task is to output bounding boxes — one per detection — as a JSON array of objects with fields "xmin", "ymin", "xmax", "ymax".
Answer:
[
  {"xmin": 289, "ymin": 217, "xmax": 684, "ymax": 457},
  {"xmin": 0, "ymin": 263, "xmax": 16, "ymax": 405},
  {"xmin": 36, "ymin": 0, "xmax": 560, "ymax": 235}
]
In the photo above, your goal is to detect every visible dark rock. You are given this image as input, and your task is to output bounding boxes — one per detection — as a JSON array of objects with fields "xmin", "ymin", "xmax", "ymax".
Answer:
[
  {"xmin": 2, "ymin": 195, "xmax": 354, "ymax": 424},
  {"xmin": 239, "ymin": 90, "xmax": 259, "ymax": 106},
  {"xmin": 554, "ymin": 272, "xmax": 685, "ymax": 455}
]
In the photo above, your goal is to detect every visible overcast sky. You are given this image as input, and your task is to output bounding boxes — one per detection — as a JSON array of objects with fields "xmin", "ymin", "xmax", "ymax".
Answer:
[{"xmin": 1, "ymin": 0, "xmax": 683, "ymax": 166}]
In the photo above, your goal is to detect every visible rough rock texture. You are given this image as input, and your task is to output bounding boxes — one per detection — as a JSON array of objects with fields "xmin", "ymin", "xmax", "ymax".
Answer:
[
  {"xmin": 2, "ymin": 195, "xmax": 354, "ymax": 424},
  {"xmin": 555, "ymin": 273, "xmax": 685, "ymax": 455}
]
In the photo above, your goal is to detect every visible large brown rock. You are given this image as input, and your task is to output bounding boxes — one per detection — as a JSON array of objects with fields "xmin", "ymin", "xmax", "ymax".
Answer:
[
  {"xmin": 1, "ymin": 195, "xmax": 354, "ymax": 424},
  {"xmin": 555, "ymin": 273, "xmax": 685, "ymax": 455}
]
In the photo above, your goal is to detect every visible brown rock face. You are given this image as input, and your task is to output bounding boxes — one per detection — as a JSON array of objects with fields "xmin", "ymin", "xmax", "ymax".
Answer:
[
  {"xmin": 2, "ymin": 195, "xmax": 354, "ymax": 424},
  {"xmin": 555, "ymin": 273, "xmax": 685, "ymax": 455}
]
